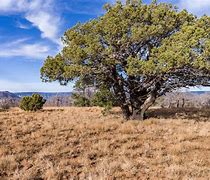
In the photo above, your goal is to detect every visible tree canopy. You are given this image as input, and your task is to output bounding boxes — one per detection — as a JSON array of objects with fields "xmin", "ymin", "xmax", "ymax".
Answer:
[{"xmin": 41, "ymin": 0, "xmax": 210, "ymax": 120}]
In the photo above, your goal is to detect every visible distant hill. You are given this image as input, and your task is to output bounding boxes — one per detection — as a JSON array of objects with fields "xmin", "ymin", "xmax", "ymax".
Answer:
[
  {"xmin": 14, "ymin": 92, "xmax": 72, "ymax": 100},
  {"xmin": 0, "ymin": 91, "xmax": 209, "ymax": 100},
  {"xmin": 0, "ymin": 91, "xmax": 20, "ymax": 99},
  {"xmin": 190, "ymin": 91, "xmax": 210, "ymax": 95}
]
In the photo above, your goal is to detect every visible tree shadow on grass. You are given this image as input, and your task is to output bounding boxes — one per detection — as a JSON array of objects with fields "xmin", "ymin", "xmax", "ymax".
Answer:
[
  {"xmin": 0, "ymin": 109, "xmax": 9, "ymax": 112},
  {"xmin": 41, "ymin": 108, "xmax": 65, "ymax": 112},
  {"xmin": 147, "ymin": 108, "xmax": 210, "ymax": 121}
]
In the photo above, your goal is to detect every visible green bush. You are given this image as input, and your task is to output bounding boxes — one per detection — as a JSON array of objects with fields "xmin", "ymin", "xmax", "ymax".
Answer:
[
  {"xmin": 19, "ymin": 94, "xmax": 46, "ymax": 111},
  {"xmin": 91, "ymin": 88, "xmax": 117, "ymax": 115},
  {"xmin": 72, "ymin": 93, "xmax": 91, "ymax": 107},
  {"xmin": 72, "ymin": 88, "xmax": 117, "ymax": 115},
  {"xmin": 91, "ymin": 88, "xmax": 116, "ymax": 107}
]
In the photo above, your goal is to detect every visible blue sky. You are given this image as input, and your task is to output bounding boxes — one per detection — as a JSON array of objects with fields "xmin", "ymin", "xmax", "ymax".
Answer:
[{"xmin": 0, "ymin": 0, "xmax": 210, "ymax": 92}]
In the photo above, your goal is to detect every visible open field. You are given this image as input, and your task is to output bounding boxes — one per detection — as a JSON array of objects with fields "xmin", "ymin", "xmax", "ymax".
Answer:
[{"xmin": 0, "ymin": 107, "xmax": 210, "ymax": 179}]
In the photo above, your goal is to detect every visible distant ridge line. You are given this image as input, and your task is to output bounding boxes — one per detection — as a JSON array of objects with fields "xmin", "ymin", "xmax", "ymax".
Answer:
[
  {"xmin": 0, "ymin": 91, "xmax": 20, "ymax": 99},
  {"xmin": 0, "ymin": 91, "xmax": 209, "ymax": 100},
  {"xmin": 14, "ymin": 92, "xmax": 72, "ymax": 99}
]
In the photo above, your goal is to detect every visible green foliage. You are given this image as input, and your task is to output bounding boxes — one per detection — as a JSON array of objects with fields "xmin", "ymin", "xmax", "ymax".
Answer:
[
  {"xmin": 91, "ymin": 88, "xmax": 116, "ymax": 115},
  {"xmin": 101, "ymin": 102, "xmax": 113, "ymax": 116},
  {"xmin": 72, "ymin": 93, "xmax": 91, "ymax": 107},
  {"xmin": 91, "ymin": 88, "xmax": 115, "ymax": 107},
  {"xmin": 41, "ymin": 1, "xmax": 210, "ymax": 85},
  {"xmin": 71, "ymin": 88, "xmax": 115, "ymax": 115},
  {"xmin": 41, "ymin": 1, "xmax": 210, "ymax": 119},
  {"xmin": 19, "ymin": 94, "xmax": 46, "ymax": 111},
  {"xmin": 42, "ymin": 2, "xmax": 191, "ymax": 81}
]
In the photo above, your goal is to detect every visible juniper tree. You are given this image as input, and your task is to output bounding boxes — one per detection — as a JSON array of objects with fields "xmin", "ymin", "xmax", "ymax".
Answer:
[
  {"xmin": 41, "ymin": 1, "xmax": 210, "ymax": 120},
  {"xmin": 20, "ymin": 94, "xmax": 46, "ymax": 111}
]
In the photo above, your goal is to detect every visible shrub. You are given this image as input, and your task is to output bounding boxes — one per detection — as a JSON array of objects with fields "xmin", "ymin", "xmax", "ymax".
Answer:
[
  {"xmin": 91, "ymin": 88, "xmax": 117, "ymax": 115},
  {"xmin": 72, "ymin": 88, "xmax": 117, "ymax": 115},
  {"xmin": 72, "ymin": 93, "xmax": 91, "ymax": 107},
  {"xmin": 91, "ymin": 88, "xmax": 116, "ymax": 106},
  {"xmin": 19, "ymin": 94, "xmax": 46, "ymax": 111}
]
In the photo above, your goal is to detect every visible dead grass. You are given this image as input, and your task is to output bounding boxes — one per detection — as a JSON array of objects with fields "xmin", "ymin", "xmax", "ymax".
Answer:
[{"xmin": 0, "ymin": 107, "xmax": 210, "ymax": 179}]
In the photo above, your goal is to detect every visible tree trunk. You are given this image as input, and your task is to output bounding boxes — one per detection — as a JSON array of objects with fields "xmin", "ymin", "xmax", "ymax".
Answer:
[
  {"xmin": 130, "ymin": 91, "xmax": 156, "ymax": 120},
  {"xmin": 131, "ymin": 108, "xmax": 140, "ymax": 120},
  {"xmin": 176, "ymin": 100, "xmax": 179, "ymax": 108},
  {"xmin": 112, "ymin": 66, "xmax": 131, "ymax": 120},
  {"xmin": 121, "ymin": 104, "xmax": 131, "ymax": 120},
  {"xmin": 181, "ymin": 98, "xmax": 185, "ymax": 108},
  {"xmin": 139, "ymin": 91, "xmax": 156, "ymax": 120}
]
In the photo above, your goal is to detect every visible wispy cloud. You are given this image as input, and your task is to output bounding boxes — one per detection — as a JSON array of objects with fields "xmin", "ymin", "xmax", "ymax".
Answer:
[
  {"xmin": 0, "ymin": 38, "xmax": 51, "ymax": 59},
  {"xmin": 16, "ymin": 21, "xmax": 31, "ymax": 29},
  {"xmin": 0, "ymin": 0, "xmax": 62, "ymax": 44},
  {"xmin": 178, "ymin": 0, "xmax": 210, "ymax": 16},
  {"xmin": 25, "ymin": 0, "xmax": 62, "ymax": 44}
]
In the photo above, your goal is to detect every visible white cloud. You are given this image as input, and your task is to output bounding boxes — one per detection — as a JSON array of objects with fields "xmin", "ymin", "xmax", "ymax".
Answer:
[
  {"xmin": 0, "ymin": 0, "xmax": 61, "ymax": 44},
  {"xmin": 179, "ymin": 0, "xmax": 210, "ymax": 16},
  {"xmin": 0, "ymin": 38, "xmax": 51, "ymax": 59},
  {"xmin": 26, "ymin": 11, "xmax": 61, "ymax": 44},
  {"xmin": 16, "ymin": 22, "xmax": 31, "ymax": 29}
]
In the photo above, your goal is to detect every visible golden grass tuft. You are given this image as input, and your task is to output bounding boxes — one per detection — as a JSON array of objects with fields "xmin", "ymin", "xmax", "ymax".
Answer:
[{"xmin": 0, "ymin": 107, "xmax": 210, "ymax": 179}]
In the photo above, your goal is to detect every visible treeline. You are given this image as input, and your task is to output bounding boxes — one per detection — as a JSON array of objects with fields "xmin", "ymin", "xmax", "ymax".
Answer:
[
  {"xmin": 0, "ymin": 98, "xmax": 19, "ymax": 110},
  {"xmin": 1, "ymin": 91, "xmax": 210, "ymax": 111},
  {"xmin": 158, "ymin": 92, "xmax": 210, "ymax": 108},
  {"xmin": 0, "ymin": 96, "xmax": 71, "ymax": 110}
]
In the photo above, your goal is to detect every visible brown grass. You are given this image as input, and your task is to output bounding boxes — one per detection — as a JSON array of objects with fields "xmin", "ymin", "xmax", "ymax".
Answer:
[{"xmin": 0, "ymin": 107, "xmax": 210, "ymax": 179}]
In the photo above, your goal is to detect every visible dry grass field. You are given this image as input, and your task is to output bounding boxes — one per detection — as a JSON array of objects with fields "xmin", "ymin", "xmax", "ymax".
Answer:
[{"xmin": 0, "ymin": 107, "xmax": 210, "ymax": 179}]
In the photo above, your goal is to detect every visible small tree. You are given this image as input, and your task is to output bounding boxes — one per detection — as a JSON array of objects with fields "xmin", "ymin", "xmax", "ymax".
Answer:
[
  {"xmin": 19, "ymin": 94, "xmax": 46, "ymax": 111},
  {"xmin": 72, "ymin": 93, "xmax": 91, "ymax": 107},
  {"xmin": 41, "ymin": 1, "xmax": 210, "ymax": 120},
  {"xmin": 91, "ymin": 88, "xmax": 117, "ymax": 115}
]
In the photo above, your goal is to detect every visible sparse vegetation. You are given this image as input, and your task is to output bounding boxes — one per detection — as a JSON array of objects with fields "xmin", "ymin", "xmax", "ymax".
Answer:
[
  {"xmin": 72, "ymin": 88, "xmax": 117, "ymax": 115},
  {"xmin": 0, "ymin": 98, "xmax": 18, "ymax": 111},
  {"xmin": 0, "ymin": 107, "xmax": 210, "ymax": 179},
  {"xmin": 19, "ymin": 94, "xmax": 46, "ymax": 111},
  {"xmin": 0, "ymin": 99, "xmax": 11, "ymax": 110},
  {"xmin": 159, "ymin": 92, "xmax": 210, "ymax": 109},
  {"xmin": 72, "ymin": 93, "xmax": 91, "ymax": 107},
  {"xmin": 91, "ymin": 88, "xmax": 116, "ymax": 107},
  {"xmin": 45, "ymin": 96, "xmax": 72, "ymax": 107},
  {"xmin": 0, "ymin": 1, "xmax": 210, "ymax": 179},
  {"xmin": 91, "ymin": 88, "xmax": 117, "ymax": 115}
]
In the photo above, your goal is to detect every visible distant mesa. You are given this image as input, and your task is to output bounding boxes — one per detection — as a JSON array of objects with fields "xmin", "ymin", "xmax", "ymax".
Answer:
[
  {"xmin": 0, "ymin": 91, "xmax": 72, "ymax": 100},
  {"xmin": 14, "ymin": 92, "xmax": 72, "ymax": 100},
  {"xmin": 0, "ymin": 91, "xmax": 20, "ymax": 99},
  {"xmin": 0, "ymin": 90, "xmax": 208, "ymax": 100}
]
